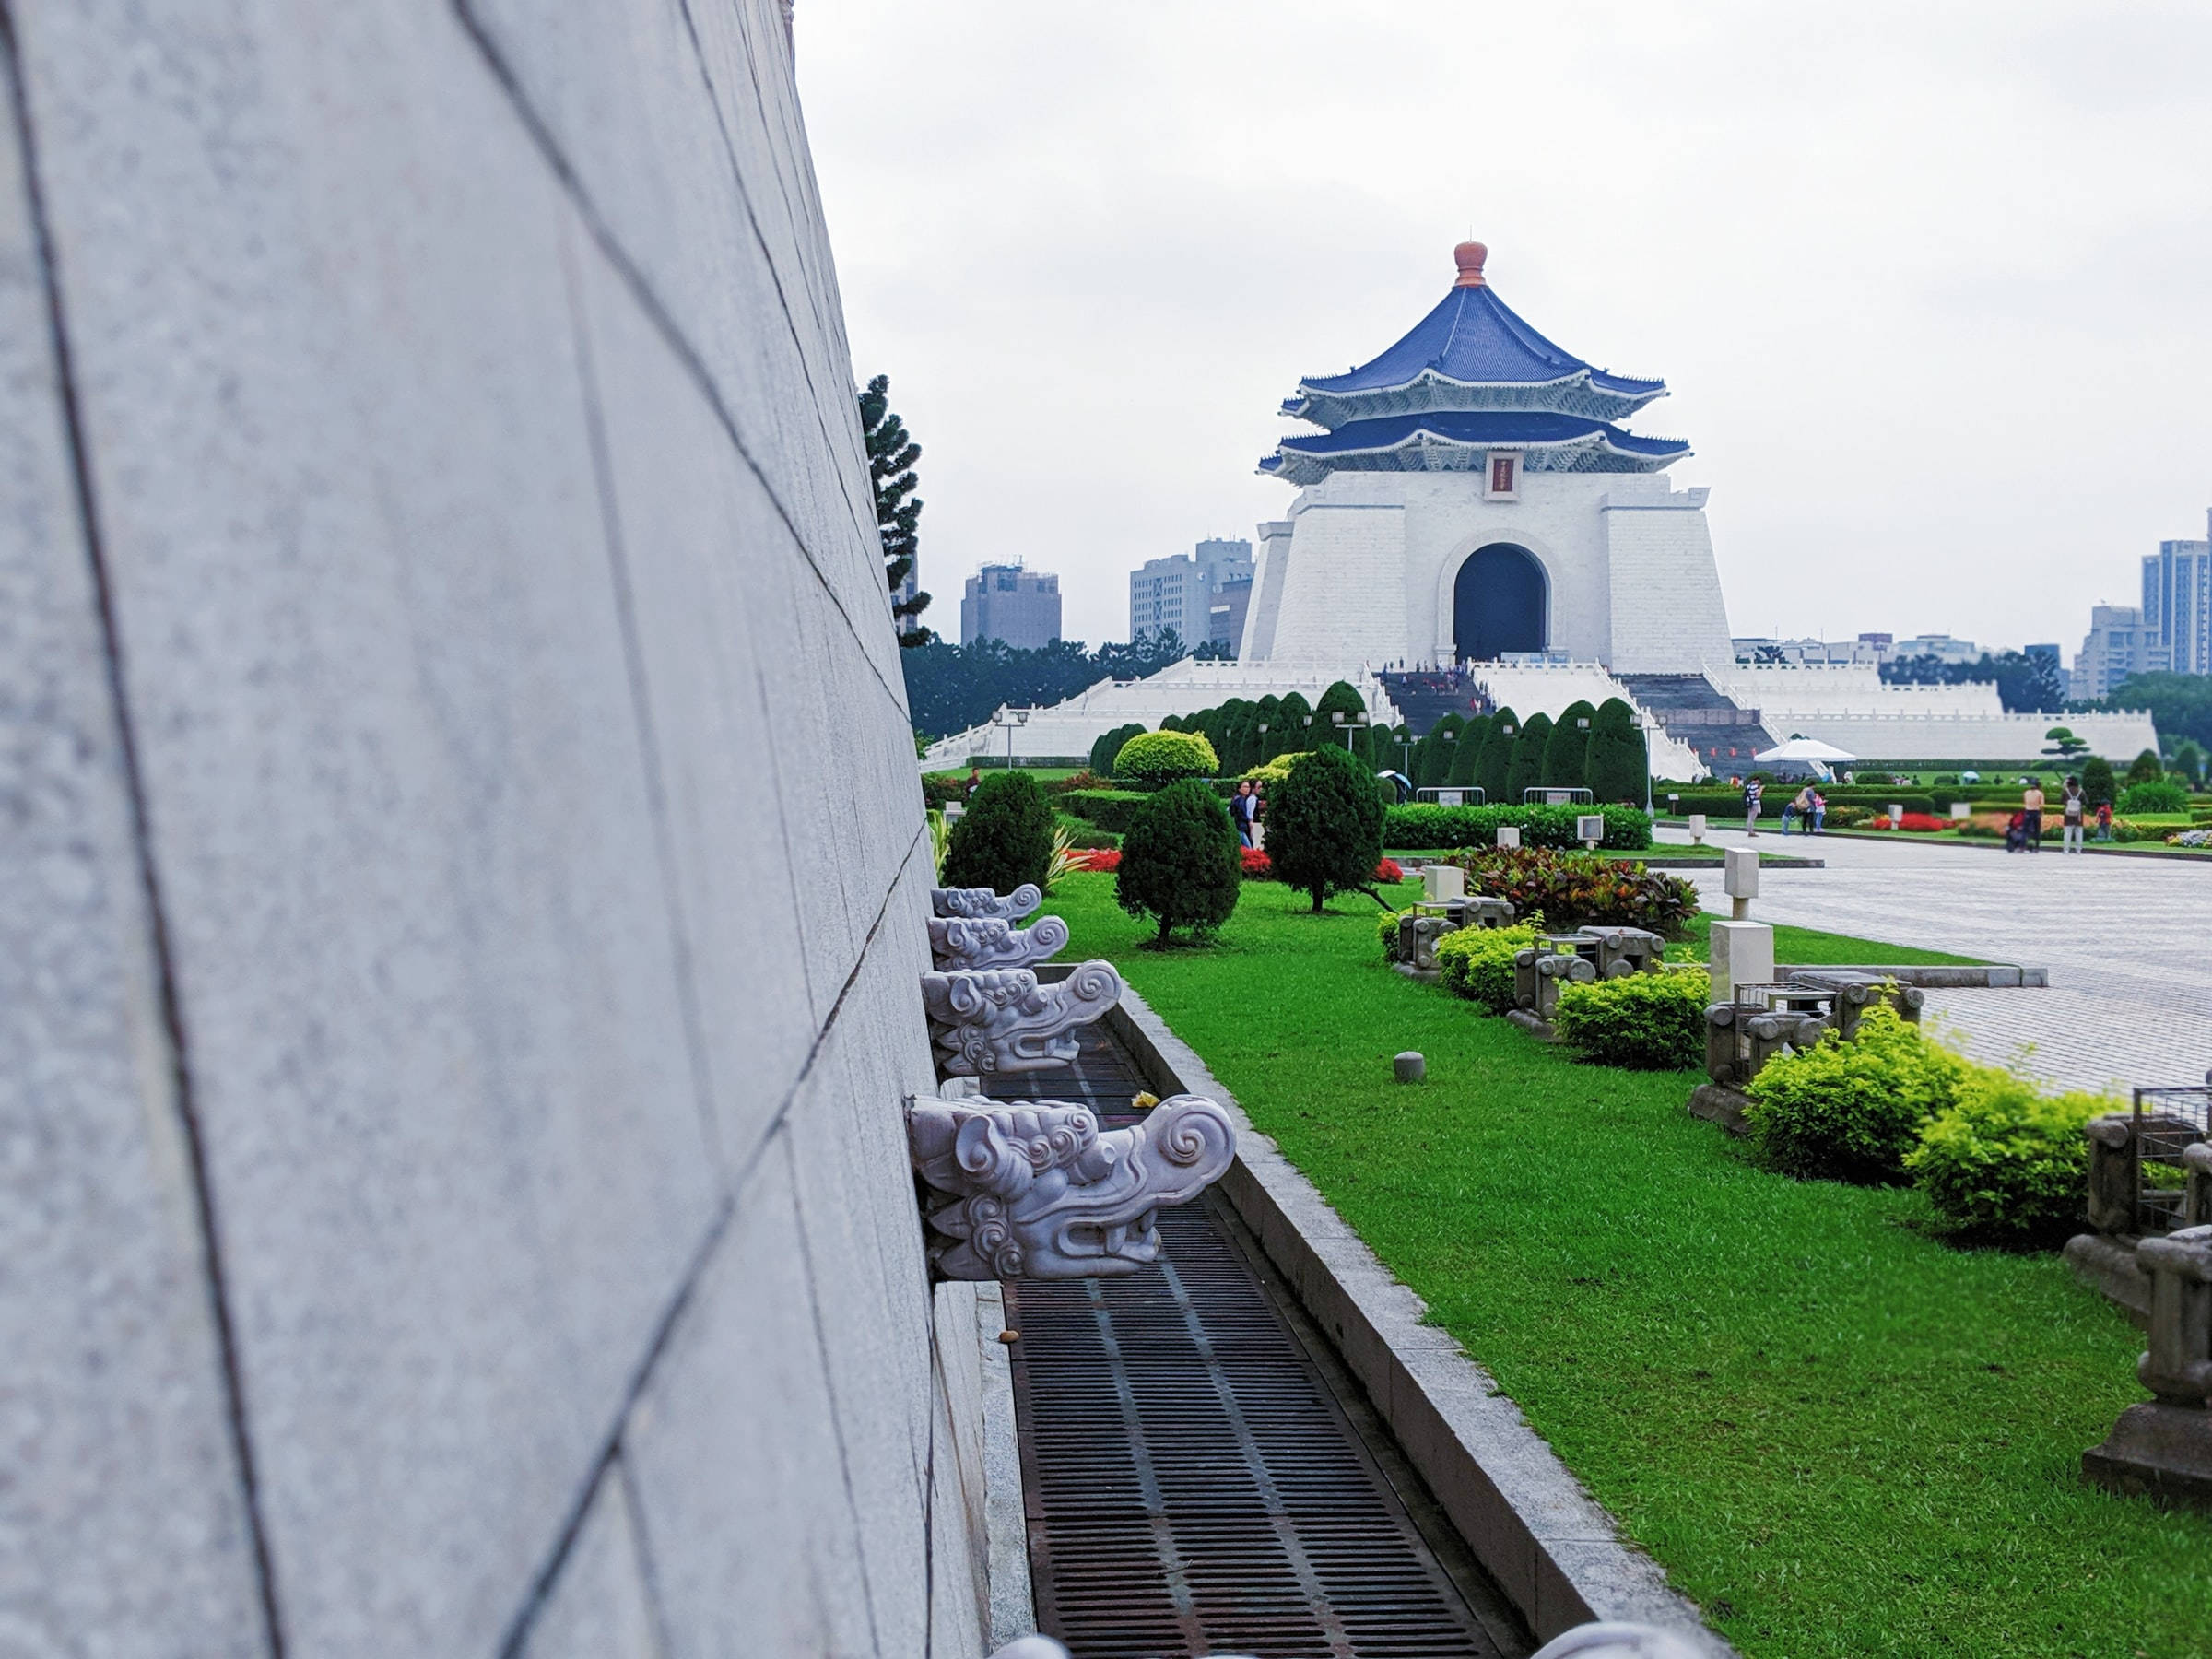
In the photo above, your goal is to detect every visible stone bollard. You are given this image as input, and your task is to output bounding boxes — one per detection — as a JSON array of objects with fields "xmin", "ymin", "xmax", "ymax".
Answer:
[
  {"xmin": 1495, "ymin": 824, "xmax": 1522, "ymax": 850},
  {"xmin": 1687, "ymin": 812, "xmax": 1708, "ymax": 845},
  {"xmin": 2082, "ymin": 1222, "xmax": 2212, "ymax": 1506},
  {"xmin": 2084, "ymin": 1114, "xmax": 2142, "ymax": 1235},
  {"xmin": 1888, "ymin": 801, "xmax": 1904, "ymax": 828},
  {"xmin": 1394, "ymin": 1051, "xmax": 1426, "ymax": 1084},
  {"xmin": 1421, "ymin": 863, "xmax": 1466, "ymax": 902}
]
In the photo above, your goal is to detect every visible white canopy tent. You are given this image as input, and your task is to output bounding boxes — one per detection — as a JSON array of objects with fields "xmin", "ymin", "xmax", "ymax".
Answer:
[{"xmin": 1753, "ymin": 736, "xmax": 1858, "ymax": 779}]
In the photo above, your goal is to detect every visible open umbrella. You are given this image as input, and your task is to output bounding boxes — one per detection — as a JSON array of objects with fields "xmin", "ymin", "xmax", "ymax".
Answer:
[{"xmin": 1752, "ymin": 737, "xmax": 1857, "ymax": 765}]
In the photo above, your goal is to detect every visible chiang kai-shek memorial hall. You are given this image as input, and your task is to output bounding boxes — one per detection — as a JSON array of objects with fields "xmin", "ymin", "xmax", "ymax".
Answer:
[{"xmin": 1241, "ymin": 240, "xmax": 1735, "ymax": 676}]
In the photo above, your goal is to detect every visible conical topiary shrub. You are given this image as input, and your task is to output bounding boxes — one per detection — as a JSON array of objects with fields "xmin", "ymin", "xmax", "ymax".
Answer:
[
  {"xmin": 1116, "ymin": 780, "xmax": 1241, "ymax": 944},
  {"xmin": 1543, "ymin": 700, "xmax": 1595, "ymax": 789},
  {"xmin": 941, "ymin": 770, "xmax": 1055, "ymax": 894},
  {"xmin": 1476, "ymin": 707, "xmax": 1518, "ymax": 804},
  {"xmin": 1265, "ymin": 745, "xmax": 1385, "ymax": 912},
  {"xmin": 1505, "ymin": 712, "xmax": 1552, "ymax": 803},
  {"xmin": 1586, "ymin": 698, "xmax": 1648, "ymax": 805}
]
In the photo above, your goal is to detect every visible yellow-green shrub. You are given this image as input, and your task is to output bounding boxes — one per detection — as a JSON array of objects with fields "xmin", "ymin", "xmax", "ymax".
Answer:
[
  {"xmin": 1434, "ymin": 923, "xmax": 1542, "ymax": 1012},
  {"xmin": 1553, "ymin": 968, "xmax": 1711, "ymax": 1070},
  {"xmin": 1906, "ymin": 1075, "xmax": 2115, "ymax": 1243},
  {"xmin": 1742, "ymin": 1005, "xmax": 1971, "ymax": 1183}
]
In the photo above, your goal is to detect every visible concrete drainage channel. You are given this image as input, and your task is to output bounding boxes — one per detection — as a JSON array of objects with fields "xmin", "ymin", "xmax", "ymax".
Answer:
[{"xmin": 994, "ymin": 981, "xmax": 1730, "ymax": 1658}]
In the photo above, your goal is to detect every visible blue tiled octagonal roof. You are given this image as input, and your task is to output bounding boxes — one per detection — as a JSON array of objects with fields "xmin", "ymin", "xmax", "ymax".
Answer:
[{"xmin": 1258, "ymin": 411, "xmax": 1688, "ymax": 487}]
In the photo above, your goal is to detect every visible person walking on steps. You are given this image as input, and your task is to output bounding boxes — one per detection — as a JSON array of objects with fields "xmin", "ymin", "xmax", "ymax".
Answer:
[
  {"xmin": 2021, "ymin": 778, "xmax": 2045, "ymax": 853},
  {"xmin": 1744, "ymin": 776, "xmax": 1763, "ymax": 837},
  {"xmin": 2061, "ymin": 775, "xmax": 2085, "ymax": 853}
]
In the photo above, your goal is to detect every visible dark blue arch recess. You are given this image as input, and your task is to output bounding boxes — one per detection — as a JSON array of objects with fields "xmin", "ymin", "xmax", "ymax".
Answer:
[{"xmin": 1453, "ymin": 544, "xmax": 1547, "ymax": 661}]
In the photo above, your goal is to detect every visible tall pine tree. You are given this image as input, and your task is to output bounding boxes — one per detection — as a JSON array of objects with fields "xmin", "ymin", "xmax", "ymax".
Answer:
[{"xmin": 858, "ymin": 373, "xmax": 932, "ymax": 645}]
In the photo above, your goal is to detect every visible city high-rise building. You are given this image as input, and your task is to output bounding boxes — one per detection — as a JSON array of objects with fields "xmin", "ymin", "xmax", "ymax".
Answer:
[
  {"xmin": 1130, "ymin": 537, "xmax": 1254, "ymax": 651},
  {"xmin": 2074, "ymin": 604, "xmax": 2162, "ymax": 700},
  {"xmin": 959, "ymin": 561, "xmax": 1062, "ymax": 650},
  {"xmin": 2143, "ymin": 515, "xmax": 2212, "ymax": 676}
]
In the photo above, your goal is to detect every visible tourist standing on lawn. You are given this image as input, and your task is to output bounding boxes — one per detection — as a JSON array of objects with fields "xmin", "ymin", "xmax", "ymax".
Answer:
[
  {"xmin": 1744, "ymin": 776, "xmax": 1763, "ymax": 836},
  {"xmin": 2061, "ymin": 775, "xmax": 2085, "ymax": 853},
  {"xmin": 1809, "ymin": 788, "xmax": 1827, "ymax": 834},
  {"xmin": 2097, "ymin": 798, "xmax": 2113, "ymax": 841},
  {"xmin": 1232, "ymin": 781, "xmax": 1257, "ymax": 847},
  {"xmin": 2021, "ymin": 778, "xmax": 2045, "ymax": 853},
  {"xmin": 1787, "ymin": 783, "xmax": 1815, "ymax": 834},
  {"xmin": 1251, "ymin": 784, "xmax": 1267, "ymax": 849}
]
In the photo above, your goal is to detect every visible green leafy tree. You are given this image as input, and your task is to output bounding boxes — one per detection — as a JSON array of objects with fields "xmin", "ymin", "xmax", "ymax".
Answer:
[
  {"xmin": 1445, "ymin": 714, "xmax": 1489, "ymax": 786},
  {"xmin": 857, "ymin": 374, "xmax": 932, "ymax": 644},
  {"xmin": 940, "ymin": 771, "xmax": 1054, "ymax": 893},
  {"xmin": 1476, "ymin": 707, "xmax": 1519, "ymax": 803},
  {"xmin": 1542, "ymin": 700, "xmax": 1596, "ymax": 788},
  {"xmin": 1585, "ymin": 699, "xmax": 1649, "ymax": 805},
  {"xmin": 1116, "ymin": 782, "xmax": 1241, "ymax": 945},
  {"xmin": 2127, "ymin": 747, "xmax": 2164, "ymax": 785},
  {"xmin": 1505, "ymin": 712, "xmax": 1553, "ymax": 802},
  {"xmin": 2100, "ymin": 671, "xmax": 2212, "ymax": 751},
  {"xmin": 2174, "ymin": 740, "xmax": 2205, "ymax": 784},
  {"xmin": 2080, "ymin": 755, "xmax": 2115, "ymax": 811},
  {"xmin": 1265, "ymin": 747, "xmax": 1386, "ymax": 912}
]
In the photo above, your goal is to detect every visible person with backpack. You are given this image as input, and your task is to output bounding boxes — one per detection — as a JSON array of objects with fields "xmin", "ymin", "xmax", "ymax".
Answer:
[{"xmin": 2060, "ymin": 775, "xmax": 2085, "ymax": 853}]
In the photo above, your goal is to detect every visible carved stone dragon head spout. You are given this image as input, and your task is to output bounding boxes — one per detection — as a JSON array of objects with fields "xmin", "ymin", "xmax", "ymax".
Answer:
[
  {"xmin": 920, "ymin": 960, "xmax": 1123, "ymax": 1077},
  {"xmin": 930, "ymin": 883, "xmax": 1044, "ymax": 923},
  {"xmin": 926, "ymin": 912, "xmax": 1071, "ymax": 972},
  {"xmin": 908, "ymin": 1093, "xmax": 1237, "ymax": 1278}
]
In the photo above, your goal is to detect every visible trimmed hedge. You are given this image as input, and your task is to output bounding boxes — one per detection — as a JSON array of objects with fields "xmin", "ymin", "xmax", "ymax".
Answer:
[
  {"xmin": 1061, "ymin": 788, "xmax": 1155, "ymax": 833},
  {"xmin": 1435, "ymin": 923, "xmax": 1543, "ymax": 1012},
  {"xmin": 1741, "ymin": 1006, "xmax": 1971, "ymax": 1183},
  {"xmin": 1552, "ymin": 969, "xmax": 1712, "ymax": 1069},
  {"xmin": 1905, "ymin": 1075, "xmax": 2108, "ymax": 1244},
  {"xmin": 1383, "ymin": 803, "xmax": 1653, "ymax": 851}
]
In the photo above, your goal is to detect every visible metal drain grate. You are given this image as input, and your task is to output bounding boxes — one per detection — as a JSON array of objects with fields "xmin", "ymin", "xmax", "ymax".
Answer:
[{"xmin": 1007, "ymin": 1198, "xmax": 1512, "ymax": 1658}]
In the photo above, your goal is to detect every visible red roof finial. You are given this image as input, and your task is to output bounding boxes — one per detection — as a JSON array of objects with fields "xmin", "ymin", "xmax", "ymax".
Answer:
[{"xmin": 1453, "ymin": 241, "xmax": 1488, "ymax": 288}]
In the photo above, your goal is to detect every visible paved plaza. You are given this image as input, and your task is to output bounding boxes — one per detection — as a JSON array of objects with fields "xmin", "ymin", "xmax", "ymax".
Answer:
[{"xmin": 1663, "ymin": 826, "xmax": 2212, "ymax": 1095}]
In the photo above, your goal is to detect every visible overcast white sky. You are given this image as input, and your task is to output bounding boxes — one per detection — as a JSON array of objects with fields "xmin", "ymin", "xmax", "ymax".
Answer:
[{"xmin": 798, "ymin": 2, "xmax": 2212, "ymax": 656}]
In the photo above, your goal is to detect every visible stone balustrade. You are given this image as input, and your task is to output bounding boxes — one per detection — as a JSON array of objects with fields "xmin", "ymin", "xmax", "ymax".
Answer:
[
  {"xmin": 2082, "ymin": 1220, "xmax": 2212, "ymax": 1507},
  {"xmin": 1513, "ymin": 944, "xmax": 1596, "ymax": 1018}
]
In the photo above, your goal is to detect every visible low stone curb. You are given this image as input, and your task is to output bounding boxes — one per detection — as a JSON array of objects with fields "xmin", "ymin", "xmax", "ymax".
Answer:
[
  {"xmin": 1771, "ymin": 962, "xmax": 2048, "ymax": 988},
  {"xmin": 1106, "ymin": 989, "xmax": 1735, "ymax": 1656}
]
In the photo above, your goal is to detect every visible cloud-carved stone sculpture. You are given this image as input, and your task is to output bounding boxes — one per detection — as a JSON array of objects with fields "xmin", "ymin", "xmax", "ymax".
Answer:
[
  {"xmin": 908, "ymin": 1093, "xmax": 1237, "ymax": 1277},
  {"xmin": 926, "ymin": 912, "xmax": 1070, "ymax": 972},
  {"xmin": 921, "ymin": 961, "xmax": 1123, "ymax": 1077},
  {"xmin": 931, "ymin": 883, "xmax": 1043, "ymax": 923}
]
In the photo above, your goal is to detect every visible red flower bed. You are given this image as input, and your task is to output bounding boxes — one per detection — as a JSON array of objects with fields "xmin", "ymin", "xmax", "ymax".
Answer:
[
  {"xmin": 1068, "ymin": 846, "xmax": 1401, "ymax": 883},
  {"xmin": 1868, "ymin": 812, "xmax": 1954, "ymax": 832},
  {"xmin": 1071, "ymin": 848, "xmax": 1121, "ymax": 871},
  {"xmin": 1375, "ymin": 858, "xmax": 1404, "ymax": 883}
]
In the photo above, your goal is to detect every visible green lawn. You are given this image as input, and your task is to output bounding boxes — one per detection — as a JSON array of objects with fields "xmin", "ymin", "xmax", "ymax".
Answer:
[{"xmin": 1040, "ymin": 872, "xmax": 2210, "ymax": 1659}]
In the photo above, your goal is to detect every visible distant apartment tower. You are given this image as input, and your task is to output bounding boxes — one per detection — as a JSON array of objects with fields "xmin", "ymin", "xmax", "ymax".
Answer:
[
  {"xmin": 1888, "ymin": 632, "xmax": 1980, "ymax": 665},
  {"xmin": 2074, "ymin": 604, "xmax": 2161, "ymax": 700},
  {"xmin": 960, "ymin": 561, "xmax": 1062, "ymax": 650},
  {"xmin": 1130, "ymin": 537, "xmax": 1255, "ymax": 652},
  {"xmin": 892, "ymin": 560, "xmax": 922, "ymax": 638},
  {"xmin": 2143, "ymin": 516, "xmax": 2212, "ymax": 676}
]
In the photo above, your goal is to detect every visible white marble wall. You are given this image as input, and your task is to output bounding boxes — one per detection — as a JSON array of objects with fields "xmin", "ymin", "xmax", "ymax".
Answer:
[{"xmin": 0, "ymin": 2, "xmax": 973, "ymax": 1653}]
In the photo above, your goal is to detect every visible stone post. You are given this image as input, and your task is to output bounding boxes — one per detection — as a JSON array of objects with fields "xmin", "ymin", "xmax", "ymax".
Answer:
[
  {"xmin": 1422, "ymin": 863, "xmax": 1466, "ymax": 902},
  {"xmin": 1709, "ymin": 919, "xmax": 1773, "ymax": 1005},
  {"xmin": 1723, "ymin": 845, "xmax": 1758, "ymax": 921},
  {"xmin": 1496, "ymin": 825, "xmax": 1522, "ymax": 850},
  {"xmin": 1687, "ymin": 812, "xmax": 1708, "ymax": 845},
  {"xmin": 2082, "ymin": 1222, "xmax": 2212, "ymax": 1506}
]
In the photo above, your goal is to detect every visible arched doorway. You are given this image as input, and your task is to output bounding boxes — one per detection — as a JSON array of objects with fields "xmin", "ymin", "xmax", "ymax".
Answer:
[{"xmin": 1453, "ymin": 544, "xmax": 1547, "ymax": 661}]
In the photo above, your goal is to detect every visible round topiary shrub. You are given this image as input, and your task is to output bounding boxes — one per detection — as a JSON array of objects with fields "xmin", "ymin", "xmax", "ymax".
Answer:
[
  {"xmin": 1905, "ymin": 1074, "xmax": 2112, "ymax": 1244},
  {"xmin": 940, "ymin": 770, "xmax": 1055, "ymax": 895},
  {"xmin": 1552, "ymin": 969, "xmax": 1711, "ymax": 1069},
  {"xmin": 1265, "ymin": 745, "xmax": 1385, "ymax": 912},
  {"xmin": 1742, "ymin": 1006, "xmax": 1971, "ymax": 1183},
  {"xmin": 2118, "ymin": 778, "xmax": 2189, "ymax": 815},
  {"xmin": 1112, "ymin": 729, "xmax": 1218, "ymax": 786},
  {"xmin": 1115, "ymin": 780, "xmax": 1241, "ymax": 945},
  {"xmin": 2080, "ymin": 755, "xmax": 2116, "ymax": 810}
]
